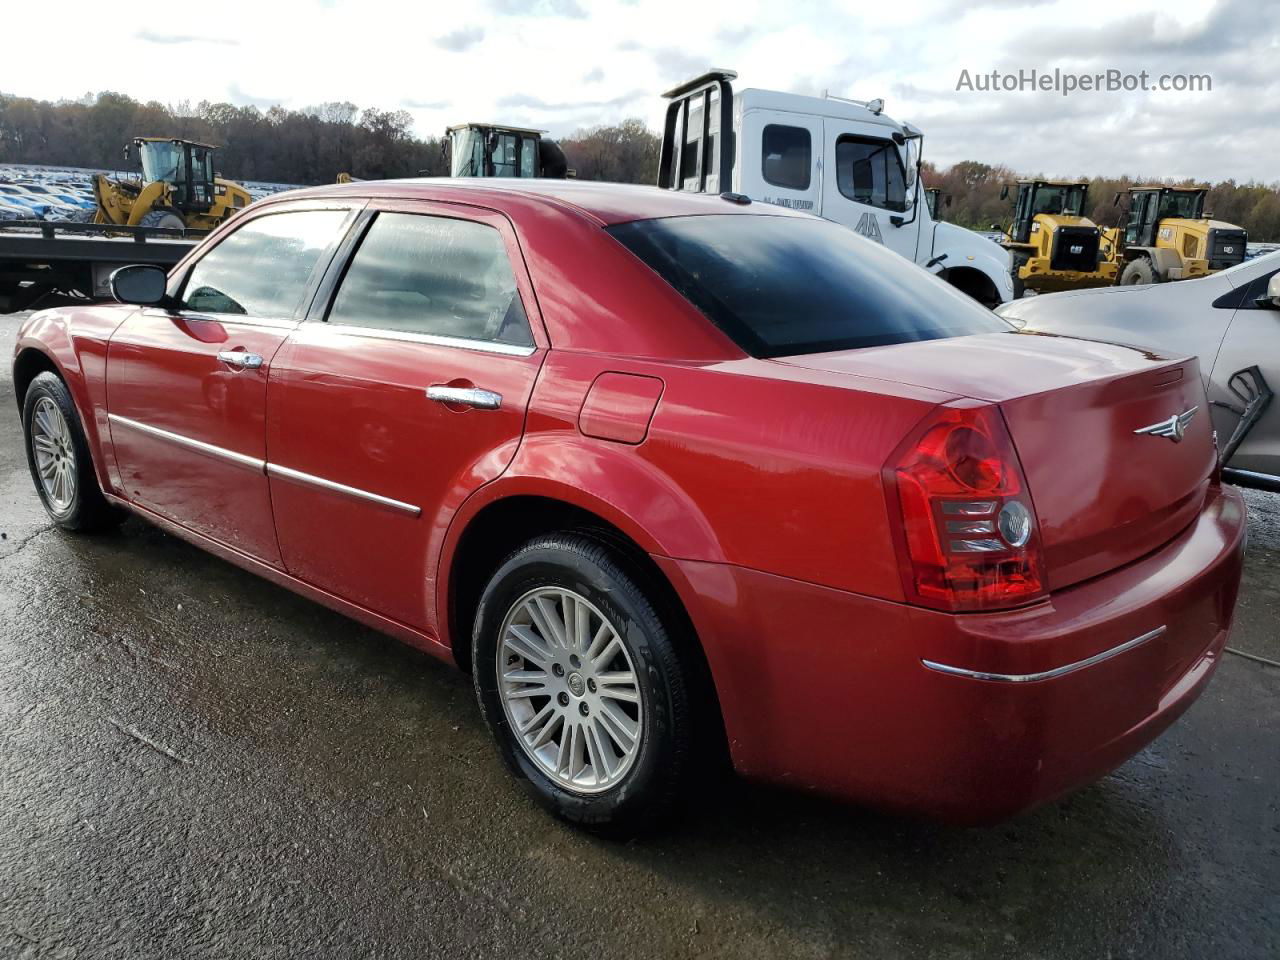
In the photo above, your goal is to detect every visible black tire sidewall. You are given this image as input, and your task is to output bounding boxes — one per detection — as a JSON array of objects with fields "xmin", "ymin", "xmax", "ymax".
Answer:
[
  {"xmin": 22, "ymin": 372, "xmax": 106, "ymax": 530},
  {"xmin": 472, "ymin": 536, "xmax": 687, "ymax": 830}
]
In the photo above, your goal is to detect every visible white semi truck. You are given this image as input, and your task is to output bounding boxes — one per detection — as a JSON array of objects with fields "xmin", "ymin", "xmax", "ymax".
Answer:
[{"xmin": 658, "ymin": 71, "xmax": 1014, "ymax": 306}]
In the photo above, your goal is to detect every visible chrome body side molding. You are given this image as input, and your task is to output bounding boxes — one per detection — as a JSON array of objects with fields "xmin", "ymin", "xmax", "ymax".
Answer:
[{"xmin": 921, "ymin": 626, "xmax": 1168, "ymax": 683}]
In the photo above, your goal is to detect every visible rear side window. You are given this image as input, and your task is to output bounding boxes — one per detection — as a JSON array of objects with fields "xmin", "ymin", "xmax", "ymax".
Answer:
[
  {"xmin": 836, "ymin": 136, "xmax": 907, "ymax": 212},
  {"xmin": 608, "ymin": 214, "xmax": 1009, "ymax": 358},
  {"xmin": 326, "ymin": 212, "xmax": 532, "ymax": 346},
  {"xmin": 182, "ymin": 209, "xmax": 348, "ymax": 317},
  {"xmin": 762, "ymin": 125, "xmax": 811, "ymax": 190}
]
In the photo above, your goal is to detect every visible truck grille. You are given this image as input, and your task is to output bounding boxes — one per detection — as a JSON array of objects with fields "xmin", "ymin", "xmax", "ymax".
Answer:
[
  {"xmin": 1050, "ymin": 227, "xmax": 1101, "ymax": 272},
  {"xmin": 1208, "ymin": 228, "xmax": 1247, "ymax": 270}
]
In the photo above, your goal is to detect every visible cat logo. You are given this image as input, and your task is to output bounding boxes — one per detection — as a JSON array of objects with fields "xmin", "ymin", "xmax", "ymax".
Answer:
[{"xmin": 853, "ymin": 212, "xmax": 884, "ymax": 244}]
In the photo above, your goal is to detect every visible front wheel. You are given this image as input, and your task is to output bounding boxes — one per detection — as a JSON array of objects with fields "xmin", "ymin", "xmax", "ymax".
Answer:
[
  {"xmin": 22, "ymin": 372, "xmax": 123, "ymax": 532},
  {"xmin": 1120, "ymin": 257, "xmax": 1158, "ymax": 286},
  {"xmin": 472, "ymin": 533, "xmax": 700, "ymax": 832}
]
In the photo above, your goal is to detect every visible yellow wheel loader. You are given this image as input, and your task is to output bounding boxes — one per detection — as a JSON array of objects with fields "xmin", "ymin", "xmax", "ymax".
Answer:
[
  {"xmin": 0, "ymin": 139, "xmax": 250, "ymax": 313},
  {"xmin": 996, "ymin": 179, "xmax": 1120, "ymax": 296},
  {"xmin": 91, "ymin": 138, "xmax": 251, "ymax": 230},
  {"xmin": 443, "ymin": 124, "xmax": 569, "ymax": 178},
  {"xmin": 1106, "ymin": 186, "xmax": 1247, "ymax": 285}
]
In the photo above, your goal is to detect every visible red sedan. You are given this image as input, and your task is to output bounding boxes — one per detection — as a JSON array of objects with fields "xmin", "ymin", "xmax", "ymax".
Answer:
[{"xmin": 14, "ymin": 180, "xmax": 1246, "ymax": 830}]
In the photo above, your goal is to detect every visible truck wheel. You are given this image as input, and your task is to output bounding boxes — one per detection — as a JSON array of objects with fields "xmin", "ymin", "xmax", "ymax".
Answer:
[
  {"xmin": 472, "ymin": 533, "xmax": 700, "ymax": 833},
  {"xmin": 1120, "ymin": 257, "xmax": 1158, "ymax": 286},
  {"xmin": 22, "ymin": 372, "xmax": 124, "ymax": 532},
  {"xmin": 138, "ymin": 208, "xmax": 185, "ymax": 230}
]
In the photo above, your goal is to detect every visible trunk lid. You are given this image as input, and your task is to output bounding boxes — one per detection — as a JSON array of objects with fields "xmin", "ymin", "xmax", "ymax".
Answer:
[{"xmin": 776, "ymin": 331, "xmax": 1216, "ymax": 590}]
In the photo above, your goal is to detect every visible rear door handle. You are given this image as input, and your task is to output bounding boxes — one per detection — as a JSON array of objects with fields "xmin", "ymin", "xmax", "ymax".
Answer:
[
  {"xmin": 217, "ymin": 350, "xmax": 264, "ymax": 369},
  {"xmin": 426, "ymin": 385, "xmax": 503, "ymax": 410}
]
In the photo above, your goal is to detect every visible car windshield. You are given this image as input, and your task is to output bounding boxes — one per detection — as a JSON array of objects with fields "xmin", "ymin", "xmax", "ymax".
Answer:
[{"xmin": 608, "ymin": 214, "xmax": 1010, "ymax": 357}]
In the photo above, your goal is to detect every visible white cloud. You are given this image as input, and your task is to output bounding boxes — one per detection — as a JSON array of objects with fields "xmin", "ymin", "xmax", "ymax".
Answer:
[{"xmin": 5, "ymin": 0, "xmax": 1272, "ymax": 182}]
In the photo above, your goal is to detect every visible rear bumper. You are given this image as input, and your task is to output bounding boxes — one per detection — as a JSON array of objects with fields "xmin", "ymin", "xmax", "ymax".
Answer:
[{"xmin": 659, "ymin": 483, "xmax": 1246, "ymax": 823}]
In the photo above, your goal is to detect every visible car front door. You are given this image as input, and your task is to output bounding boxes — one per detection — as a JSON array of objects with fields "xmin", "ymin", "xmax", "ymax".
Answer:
[
  {"xmin": 265, "ymin": 200, "xmax": 546, "ymax": 631},
  {"xmin": 1210, "ymin": 262, "xmax": 1280, "ymax": 481},
  {"xmin": 820, "ymin": 124, "xmax": 920, "ymax": 262},
  {"xmin": 105, "ymin": 203, "xmax": 358, "ymax": 564}
]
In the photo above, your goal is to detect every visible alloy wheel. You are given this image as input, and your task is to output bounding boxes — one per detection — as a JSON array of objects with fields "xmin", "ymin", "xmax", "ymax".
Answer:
[
  {"xmin": 31, "ymin": 397, "xmax": 77, "ymax": 512},
  {"xmin": 496, "ymin": 586, "xmax": 643, "ymax": 794}
]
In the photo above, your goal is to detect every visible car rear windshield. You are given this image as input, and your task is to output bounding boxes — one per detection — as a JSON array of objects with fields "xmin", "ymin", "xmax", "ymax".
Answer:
[{"xmin": 607, "ymin": 214, "xmax": 1010, "ymax": 357}]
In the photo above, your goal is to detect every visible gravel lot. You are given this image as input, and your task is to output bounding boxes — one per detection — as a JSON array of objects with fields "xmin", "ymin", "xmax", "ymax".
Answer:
[{"xmin": 1, "ymin": 311, "xmax": 1276, "ymax": 959}]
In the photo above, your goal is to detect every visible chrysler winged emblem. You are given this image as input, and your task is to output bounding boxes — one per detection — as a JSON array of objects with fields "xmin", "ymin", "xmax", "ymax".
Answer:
[{"xmin": 1134, "ymin": 406, "xmax": 1198, "ymax": 443}]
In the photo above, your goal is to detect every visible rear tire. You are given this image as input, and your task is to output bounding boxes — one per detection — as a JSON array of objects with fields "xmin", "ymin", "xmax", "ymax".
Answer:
[
  {"xmin": 1120, "ymin": 257, "xmax": 1158, "ymax": 286},
  {"xmin": 22, "ymin": 372, "xmax": 124, "ymax": 532},
  {"xmin": 138, "ymin": 208, "xmax": 185, "ymax": 230},
  {"xmin": 472, "ymin": 533, "xmax": 699, "ymax": 833}
]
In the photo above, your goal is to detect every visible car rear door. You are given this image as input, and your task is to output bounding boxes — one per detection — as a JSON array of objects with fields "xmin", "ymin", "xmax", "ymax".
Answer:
[
  {"xmin": 265, "ymin": 199, "xmax": 546, "ymax": 631},
  {"xmin": 105, "ymin": 202, "xmax": 358, "ymax": 564}
]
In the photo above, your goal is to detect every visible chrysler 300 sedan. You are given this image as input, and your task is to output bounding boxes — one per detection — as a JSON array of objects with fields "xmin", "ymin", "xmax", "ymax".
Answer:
[{"xmin": 14, "ymin": 179, "xmax": 1246, "ymax": 831}]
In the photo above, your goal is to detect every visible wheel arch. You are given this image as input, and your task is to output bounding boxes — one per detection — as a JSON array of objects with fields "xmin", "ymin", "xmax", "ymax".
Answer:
[
  {"xmin": 443, "ymin": 490, "xmax": 730, "ymax": 765},
  {"xmin": 939, "ymin": 265, "xmax": 1002, "ymax": 308},
  {"xmin": 12, "ymin": 345, "xmax": 62, "ymax": 411}
]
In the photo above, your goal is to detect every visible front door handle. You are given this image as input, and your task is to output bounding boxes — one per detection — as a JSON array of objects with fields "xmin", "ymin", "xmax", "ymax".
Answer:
[
  {"xmin": 217, "ymin": 350, "xmax": 264, "ymax": 369},
  {"xmin": 426, "ymin": 385, "xmax": 503, "ymax": 410}
]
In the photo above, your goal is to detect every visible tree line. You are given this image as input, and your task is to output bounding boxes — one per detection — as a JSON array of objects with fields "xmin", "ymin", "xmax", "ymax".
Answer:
[
  {"xmin": 1, "ymin": 91, "xmax": 1274, "ymax": 239},
  {"xmin": 0, "ymin": 91, "xmax": 661, "ymax": 186}
]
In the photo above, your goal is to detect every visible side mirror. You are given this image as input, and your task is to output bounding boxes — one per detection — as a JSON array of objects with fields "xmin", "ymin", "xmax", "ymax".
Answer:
[
  {"xmin": 1113, "ymin": 192, "xmax": 1121, "ymax": 207},
  {"xmin": 1257, "ymin": 273, "xmax": 1280, "ymax": 310},
  {"xmin": 999, "ymin": 185, "xmax": 1010, "ymax": 201},
  {"xmin": 944, "ymin": 195, "xmax": 953, "ymax": 208},
  {"xmin": 110, "ymin": 264, "xmax": 169, "ymax": 306}
]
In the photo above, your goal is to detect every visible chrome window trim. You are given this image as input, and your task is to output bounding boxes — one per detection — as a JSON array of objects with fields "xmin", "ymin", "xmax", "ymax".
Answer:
[
  {"xmin": 921, "ymin": 626, "xmax": 1167, "ymax": 683},
  {"xmin": 107, "ymin": 414, "xmax": 265, "ymax": 471},
  {"xmin": 139, "ymin": 309, "xmax": 301, "ymax": 331},
  {"xmin": 317, "ymin": 322, "xmax": 536, "ymax": 357},
  {"xmin": 266, "ymin": 463, "xmax": 421, "ymax": 516}
]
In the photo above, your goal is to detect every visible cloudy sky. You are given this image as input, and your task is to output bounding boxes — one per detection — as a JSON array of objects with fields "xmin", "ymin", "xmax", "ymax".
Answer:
[{"xmin": 6, "ymin": 0, "xmax": 1275, "ymax": 182}]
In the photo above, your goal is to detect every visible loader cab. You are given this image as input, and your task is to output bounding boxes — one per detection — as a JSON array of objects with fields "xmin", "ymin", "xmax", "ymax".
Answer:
[
  {"xmin": 1123, "ymin": 187, "xmax": 1206, "ymax": 246},
  {"xmin": 444, "ymin": 124, "xmax": 568, "ymax": 178},
  {"xmin": 1006, "ymin": 181, "xmax": 1088, "ymax": 244},
  {"xmin": 130, "ymin": 138, "xmax": 217, "ymax": 214}
]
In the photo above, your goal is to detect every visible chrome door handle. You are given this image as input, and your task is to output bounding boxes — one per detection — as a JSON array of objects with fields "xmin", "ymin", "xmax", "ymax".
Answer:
[
  {"xmin": 217, "ymin": 350, "xmax": 264, "ymax": 369},
  {"xmin": 426, "ymin": 385, "xmax": 503, "ymax": 410}
]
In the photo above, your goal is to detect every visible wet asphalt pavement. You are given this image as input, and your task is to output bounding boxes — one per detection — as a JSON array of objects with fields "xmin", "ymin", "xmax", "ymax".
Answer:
[{"xmin": 1, "ymin": 312, "xmax": 1276, "ymax": 960}]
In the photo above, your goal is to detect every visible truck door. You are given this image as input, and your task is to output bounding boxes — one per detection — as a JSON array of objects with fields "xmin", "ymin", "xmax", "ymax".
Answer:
[
  {"xmin": 819, "ymin": 124, "xmax": 920, "ymax": 263},
  {"xmin": 736, "ymin": 109, "xmax": 822, "ymax": 215}
]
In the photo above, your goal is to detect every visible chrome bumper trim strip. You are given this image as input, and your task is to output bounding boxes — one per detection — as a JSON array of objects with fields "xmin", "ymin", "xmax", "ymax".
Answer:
[
  {"xmin": 266, "ymin": 463, "xmax": 421, "ymax": 516},
  {"xmin": 921, "ymin": 626, "xmax": 1168, "ymax": 683},
  {"xmin": 107, "ymin": 414, "xmax": 265, "ymax": 472}
]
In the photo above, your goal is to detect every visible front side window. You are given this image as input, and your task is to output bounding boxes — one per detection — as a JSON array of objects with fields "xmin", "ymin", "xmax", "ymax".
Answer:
[
  {"xmin": 609, "ymin": 214, "xmax": 1009, "ymax": 358},
  {"xmin": 182, "ymin": 209, "xmax": 348, "ymax": 317},
  {"xmin": 762, "ymin": 124, "xmax": 811, "ymax": 191},
  {"xmin": 326, "ymin": 212, "xmax": 533, "ymax": 346},
  {"xmin": 836, "ymin": 136, "xmax": 906, "ymax": 212}
]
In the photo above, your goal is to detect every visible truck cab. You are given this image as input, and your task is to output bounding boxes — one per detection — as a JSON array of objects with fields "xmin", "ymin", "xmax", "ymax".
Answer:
[{"xmin": 657, "ymin": 70, "xmax": 1013, "ymax": 306}]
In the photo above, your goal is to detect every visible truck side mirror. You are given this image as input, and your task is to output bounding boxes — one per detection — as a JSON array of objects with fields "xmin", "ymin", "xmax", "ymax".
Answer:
[
  {"xmin": 1257, "ymin": 273, "xmax": 1280, "ymax": 310},
  {"xmin": 945, "ymin": 195, "xmax": 952, "ymax": 208},
  {"xmin": 999, "ymin": 185, "xmax": 1009, "ymax": 201},
  {"xmin": 1112, "ymin": 192, "xmax": 1121, "ymax": 207}
]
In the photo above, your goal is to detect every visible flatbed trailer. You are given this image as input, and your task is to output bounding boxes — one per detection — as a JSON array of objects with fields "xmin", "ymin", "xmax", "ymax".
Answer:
[{"xmin": 0, "ymin": 220, "xmax": 206, "ymax": 313}]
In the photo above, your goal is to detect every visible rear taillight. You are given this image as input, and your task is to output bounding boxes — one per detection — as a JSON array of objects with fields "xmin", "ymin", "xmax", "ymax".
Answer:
[{"xmin": 885, "ymin": 402, "xmax": 1046, "ymax": 612}]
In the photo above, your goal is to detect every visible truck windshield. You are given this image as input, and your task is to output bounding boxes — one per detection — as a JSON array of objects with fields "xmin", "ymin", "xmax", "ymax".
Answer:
[{"xmin": 609, "ymin": 214, "xmax": 1009, "ymax": 357}]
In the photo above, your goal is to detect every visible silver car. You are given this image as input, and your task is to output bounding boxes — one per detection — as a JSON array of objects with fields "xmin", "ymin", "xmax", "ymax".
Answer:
[{"xmin": 998, "ymin": 252, "xmax": 1279, "ymax": 492}]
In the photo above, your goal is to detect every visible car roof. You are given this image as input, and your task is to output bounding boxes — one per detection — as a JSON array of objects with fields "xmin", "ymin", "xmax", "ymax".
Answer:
[{"xmin": 269, "ymin": 177, "xmax": 811, "ymax": 226}]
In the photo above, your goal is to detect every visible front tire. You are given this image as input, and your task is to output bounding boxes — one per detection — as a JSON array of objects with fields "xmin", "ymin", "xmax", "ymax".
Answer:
[
  {"xmin": 472, "ymin": 533, "xmax": 698, "ymax": 832},
  {"xmin": 22, "ymin": 372, "xmax": 123, "ymax": 532},
  {"xmin": 1120, "ymin": 256, "xmax": 1158, "ymax": 286}
]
